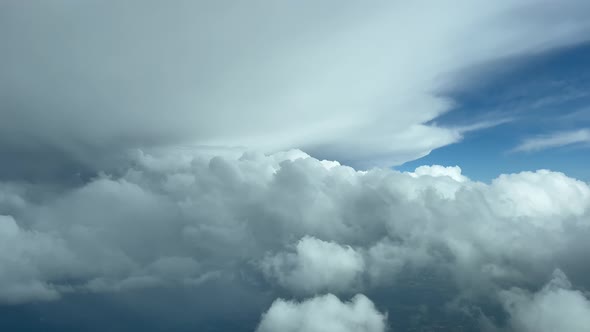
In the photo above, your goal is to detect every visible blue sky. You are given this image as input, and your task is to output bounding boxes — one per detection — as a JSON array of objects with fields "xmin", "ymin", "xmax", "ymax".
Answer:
[{"xmin": 397, "ymin": 41, "xmax": 590, "ymax": 182}]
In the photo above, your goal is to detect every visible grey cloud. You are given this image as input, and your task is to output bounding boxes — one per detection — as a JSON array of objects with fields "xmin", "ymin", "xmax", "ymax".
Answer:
[
  {"xmin": 0, "ymin": 148, "xmax": 589, "ymax": 332},
  {"xmin": 499, "ymin": 269, "xmax": 590, "ymax": 332},
  {"xmin": 0, "ymin": 215, "xmax": 73, "ymax": 303},
  {"xmin": 2, "ymin": 1, "xmax": 590, "ymax": 173},
  {"xmin": 260, "ymin": 236, "xmax": 365, "ymax": 294}
]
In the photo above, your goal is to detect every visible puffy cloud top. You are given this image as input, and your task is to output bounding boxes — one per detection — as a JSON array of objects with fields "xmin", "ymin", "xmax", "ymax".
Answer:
[
  {"xmin": 491, "ymin": 170, "xmax": 590, "ymax": 222},
  {"xmin": 409, "ymin": 165, "xmax": 468, "ymax": 183},
  {"xmin": 500, "ymin": 270, "xmax": 590, "ymax": 332},
  {"xmin": 256, "ymin": 294, "xmax": 387, "ymax": 332},
  {"xmin": 0, "ymin": 148, "xmax": 589, "ymax": 330},
  {"xmin": 261, "ymin": 236, "xmax": 365, "ymax": 294}
]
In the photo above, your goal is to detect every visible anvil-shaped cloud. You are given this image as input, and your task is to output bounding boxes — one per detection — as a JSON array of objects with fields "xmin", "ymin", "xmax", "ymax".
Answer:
[{"xmin": 2, "ymin": 0, "xmax": 590, "ymax": 171}]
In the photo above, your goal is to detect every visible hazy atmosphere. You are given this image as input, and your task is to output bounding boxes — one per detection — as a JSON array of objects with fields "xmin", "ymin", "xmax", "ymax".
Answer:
[{"xmin": 1, "ymin": 1, "xmax": 590, "ymax": 331}]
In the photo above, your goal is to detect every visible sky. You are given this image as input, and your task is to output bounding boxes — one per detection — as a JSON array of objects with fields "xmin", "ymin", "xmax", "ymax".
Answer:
[
  {"xmin": 397, "ymin": 41, "xmax": 590, "ymax": 181},
  {"xmin": 1, "ymin": 1, "xmax": 590, "ymax": 332}
]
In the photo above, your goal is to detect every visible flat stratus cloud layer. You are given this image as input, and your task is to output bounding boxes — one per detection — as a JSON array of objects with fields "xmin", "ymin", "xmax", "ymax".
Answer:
[
  {"xmin": 2, "ymin": 0, "xmax": 590, "ymax": 171},
  {"xmin": 1, "ymin": 149, "xmax": 590, "ymax": 331}
]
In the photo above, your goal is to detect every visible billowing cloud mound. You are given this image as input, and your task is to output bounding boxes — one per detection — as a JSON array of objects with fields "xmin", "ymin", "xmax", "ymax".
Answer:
[
  {"xmin": 409, "ymin": 165, "xmax": 468, "ymax": 183},
  {"xmin": 260, "ymin": 236, "xmax": 365, "ymax": 294},
  {"xmin": 499, "ymin": 270, "xmax": 590, "ymax": 332},
  {"xmin": 256, "ymin": 294, "xmax": 387, "ymax": 332},
  {"xmin": 0, "ymin": 150, "xmax": 590, "ymax": 316},
  {"xmin": 0, "ymin": 215, "xmax": 67, "ymax": 303},
  {"xmin": 0, "ymin": 148, "xmax": 589, "ymax": 331}
]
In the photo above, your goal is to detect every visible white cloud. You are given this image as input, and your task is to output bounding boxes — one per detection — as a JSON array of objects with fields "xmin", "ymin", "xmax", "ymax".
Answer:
[
  {"xmin": 0, "ymin": 149, "xmax": 589, "ymax": 309},
  {"xmin": 500, "ymin": 269, "xmax": 590, "ymax": 332},
  {"xmin": 512, "ymin": 128, "xmax": 590, "ymax": 152},
  {"xmin": 489, "ymin": 170, "xmax": 590, "ymax": 223},
  {"xmin": 0, "ymin": 147, "xmax": 588, "ymax": 332},
  {"xmin": 409, "ymin": 165, "xmax": 468, "ymax": 182},
  {"xmin": 260, "ymin": 236, "xmax": 365, "ymax": 294},
  {"xmin": 1, "ymin": 1, "xmax": 590, "ymax": 168},
  {"xmin": 256, "ymin": 294, "xmax": 388, "ymax": 332}
]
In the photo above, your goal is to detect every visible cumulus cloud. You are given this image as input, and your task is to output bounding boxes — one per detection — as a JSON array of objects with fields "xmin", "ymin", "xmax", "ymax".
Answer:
[
  {"xmin": 489, "ymin": 170, "xmax": 590, "ymax": 222},
  {"xmin": 0, "ymin": 215, "xmax": 74, "ymax": 303},
  {"xmin": 256, "ymin": 294, "xmax": 388, "ymax": 332},
  {"xmin": 0, "ymin": 148, "xmax": 589, "ymax": 320},
  {"xmin": 1, "ymin": 1, "xmax": 590, "ymax": 173},
  {"xmin": 260, "ymin": 236, "xmax": 365, "ymax": 294},
  {"xmin": 499, "ymin": 269, "xmax": 590, "ymax": 332},
  {"xmin": 408, "ymin": 165, "xmax": 468, "ymax": 183}
]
